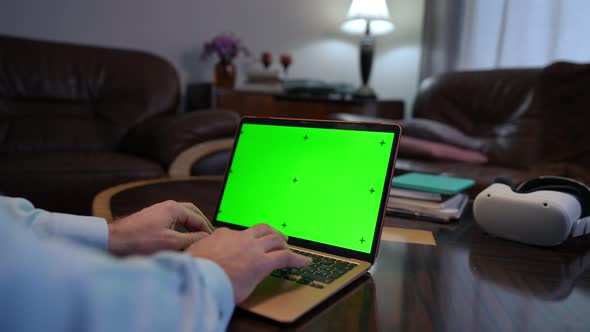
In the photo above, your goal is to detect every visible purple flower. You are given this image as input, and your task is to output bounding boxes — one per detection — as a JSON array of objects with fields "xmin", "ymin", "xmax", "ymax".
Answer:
[{"xmin": 201, "ymin": 33, "xmax": 249, "ymax": 62}]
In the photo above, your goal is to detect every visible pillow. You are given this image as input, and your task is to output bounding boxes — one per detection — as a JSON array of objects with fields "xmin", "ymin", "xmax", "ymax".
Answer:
[
  {"xmin": 329, "ymin": 114, "xmax": 484, "ymax": 151},
  {"xmin": 400, "ymin": 118, "xmax": 484, "ymax": 151},
  {"xmin": 399, "ymin": 136, "xmax": 488, "ymax": 164}
]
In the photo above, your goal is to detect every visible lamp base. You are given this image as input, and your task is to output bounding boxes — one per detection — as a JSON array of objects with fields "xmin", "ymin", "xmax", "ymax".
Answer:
[{"xmin": 353, "ymin": 85, "xmax": 377, "ymax": 100}]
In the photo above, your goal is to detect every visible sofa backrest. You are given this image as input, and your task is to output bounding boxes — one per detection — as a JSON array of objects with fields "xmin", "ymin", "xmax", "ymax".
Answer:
[
  {"xmin": 531, "ymin": 62, "xmax": 590, "ymax": 169},
  {"xmin": 413, "ymin": 63, "xmax": 590, "ymax": 171},
  {"xmin": 413, "ymin": 68, "xmax": 544, "ymax": 169},
  {"xmin": 0, "ymin": 35, "xmax": 180, "ymax": 153}
]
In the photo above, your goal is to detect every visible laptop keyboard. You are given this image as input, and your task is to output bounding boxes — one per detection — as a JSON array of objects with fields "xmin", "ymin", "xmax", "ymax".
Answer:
[{"xmin": 270, "ymin": 249, "xmax": 357, "ymax": 289}]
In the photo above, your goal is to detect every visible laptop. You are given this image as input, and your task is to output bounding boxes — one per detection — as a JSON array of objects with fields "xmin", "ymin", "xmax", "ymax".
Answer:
[{"xmin": 213, "ymin": 116, "xmax": 401, "ymax": 322}]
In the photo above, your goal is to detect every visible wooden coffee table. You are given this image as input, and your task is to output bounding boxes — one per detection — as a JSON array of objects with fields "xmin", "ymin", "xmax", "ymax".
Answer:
[
  {"xmin": 93, "ymin": 176, "xmax": 590, "ymax": 331},
  {"xmin": 93, "ymin": 176, "xmax": 224, "ymax": 221},
  {"xmin": 93, "ymin": 176, "xmax": 435, "ymax": 246}
]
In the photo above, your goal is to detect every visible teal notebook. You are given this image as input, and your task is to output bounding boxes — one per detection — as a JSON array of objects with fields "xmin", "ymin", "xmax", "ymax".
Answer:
[{"xmin": 392, "ymin": 172, "xmax": 475, "ymax": 195}]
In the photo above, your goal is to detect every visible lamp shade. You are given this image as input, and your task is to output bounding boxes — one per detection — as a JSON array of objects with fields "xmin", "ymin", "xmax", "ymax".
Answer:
[{"xmin": 341, "ymin": 0, "xmax": 395, "ymax": 35}]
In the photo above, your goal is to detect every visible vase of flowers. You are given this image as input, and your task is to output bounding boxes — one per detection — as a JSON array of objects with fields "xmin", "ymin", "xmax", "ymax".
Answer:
[{"xmin": 201, "ymin": 33, "xmax": 249, "ymax": 88}]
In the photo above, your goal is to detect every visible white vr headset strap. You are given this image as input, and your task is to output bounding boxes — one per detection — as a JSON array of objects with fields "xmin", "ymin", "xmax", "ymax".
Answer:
[{"xmin": 570, "ymin": 216, "xmax": 590, "ymax": 238}]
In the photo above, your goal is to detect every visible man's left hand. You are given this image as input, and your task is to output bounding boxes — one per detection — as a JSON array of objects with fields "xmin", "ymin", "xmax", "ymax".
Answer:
[{"xmin": 108, "ymin": 200, "xmax": 214, "ymax": 255}]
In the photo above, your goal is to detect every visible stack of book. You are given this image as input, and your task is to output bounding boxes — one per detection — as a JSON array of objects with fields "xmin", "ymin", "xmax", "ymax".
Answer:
[{"xmin": 387, "ymin": 172, "xmax": 475, "ymax": 222}]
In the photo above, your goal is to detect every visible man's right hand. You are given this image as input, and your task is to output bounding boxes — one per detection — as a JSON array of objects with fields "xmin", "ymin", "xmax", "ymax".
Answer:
[{"xmin": 185, "ymin": 224, "xmax": 312, "ymax": 304}]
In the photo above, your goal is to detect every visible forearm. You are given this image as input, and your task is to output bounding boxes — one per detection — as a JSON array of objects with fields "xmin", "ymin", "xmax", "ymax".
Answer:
[
  {"xmin": 0, "ymin": 221, "xmax": 234, "ymax": 332},
  {"xmin": 0, "ymin": 196, "xmax": 108, "ymax": 250}
]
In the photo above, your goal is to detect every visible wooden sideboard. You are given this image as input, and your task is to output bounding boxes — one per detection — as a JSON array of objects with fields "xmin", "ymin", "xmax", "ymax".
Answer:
[{"xmin": 186, "ymin": 83, "xmax": 404, "ymax": 120}]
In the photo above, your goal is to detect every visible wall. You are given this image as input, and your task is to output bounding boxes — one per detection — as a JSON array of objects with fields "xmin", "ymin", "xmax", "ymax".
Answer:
[{"xmin": 0, "ymin": 0, "xmax": 424, "ymax": 115}]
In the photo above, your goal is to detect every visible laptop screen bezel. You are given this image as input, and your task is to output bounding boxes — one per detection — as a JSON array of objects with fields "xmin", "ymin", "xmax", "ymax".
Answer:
[{"xmin": 213, "ymin": 116, "xmax": 401, "ymax": 264}]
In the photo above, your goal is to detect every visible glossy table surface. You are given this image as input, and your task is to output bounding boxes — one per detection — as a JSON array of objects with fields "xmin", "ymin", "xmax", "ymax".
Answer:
[{"xmin": 100, "ymin": 177, "xmax": 590, "ymax": 331}]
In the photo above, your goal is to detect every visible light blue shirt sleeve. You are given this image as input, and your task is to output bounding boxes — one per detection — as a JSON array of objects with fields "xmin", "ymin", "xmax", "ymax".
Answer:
[
  {"xmin": 0, "ymin": 198, "xmax": 236, "ymax": 332},
  {"xmin": 0, "ymin": 196, "xmax": 108, "ymax": 250}
]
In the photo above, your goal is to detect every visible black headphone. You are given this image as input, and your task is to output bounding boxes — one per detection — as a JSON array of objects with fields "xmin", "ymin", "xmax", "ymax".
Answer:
[{"xmin": 494, "ymin": 176, "xmax": 590, "ymax": 218}]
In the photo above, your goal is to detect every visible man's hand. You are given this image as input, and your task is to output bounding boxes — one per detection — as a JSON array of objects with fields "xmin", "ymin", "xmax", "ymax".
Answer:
[
  {"xmin": 185, "ymin": 224, "xmax": 312, "ymax": 304},
  {"xmin": 108, "ymin": 200, "xmax": 214, "ymax": 255}
]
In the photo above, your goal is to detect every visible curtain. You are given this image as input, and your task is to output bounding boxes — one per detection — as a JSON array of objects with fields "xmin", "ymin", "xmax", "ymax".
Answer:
[
  {"xmin": 418, "ymin": 0, "xmax": 469, "ymax": 81},
  {"xmin": 420, "ymin": 0, "xmax": 590, "ymax": 80}
]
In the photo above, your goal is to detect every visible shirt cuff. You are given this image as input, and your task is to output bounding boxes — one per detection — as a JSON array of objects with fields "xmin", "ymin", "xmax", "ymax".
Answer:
[
  {"xmin": 48, "ymin": 212, "xmax": 109, "ymax": 250},
  {"xmin": 193, "ymin": 258, "xmax": 235, "ymax": 323}
]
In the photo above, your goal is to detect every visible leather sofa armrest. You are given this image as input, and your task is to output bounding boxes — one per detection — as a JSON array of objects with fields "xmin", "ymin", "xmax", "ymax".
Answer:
[
  {"xmin": 122, "ymin": 110, "xmax": 240, "ymax": 167},
  {"xmin": 168, "ymin": 138, "xmax": 234, "ymax": 176}
]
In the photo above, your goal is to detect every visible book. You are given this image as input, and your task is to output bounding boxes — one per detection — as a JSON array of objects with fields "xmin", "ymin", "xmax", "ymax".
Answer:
[
  {"xmin": 390, "ymin": 187, "xmax": 448, "ymax": 202},
  {"xmin": 392, "ymin": 172, "xmax": 475, "ymax": 195},
  {"xmin": 389, "ymin": 193, "xmax": 465, "ymax": 210},
  {"xmin": 387, "ymin": 193, "xmax": 469, "ymax": 222}
]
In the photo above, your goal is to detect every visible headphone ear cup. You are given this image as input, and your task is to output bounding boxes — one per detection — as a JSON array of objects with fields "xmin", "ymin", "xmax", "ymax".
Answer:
[{"xmin": 516, "ymin": 176, "xmax": 590, "ymax": 217}]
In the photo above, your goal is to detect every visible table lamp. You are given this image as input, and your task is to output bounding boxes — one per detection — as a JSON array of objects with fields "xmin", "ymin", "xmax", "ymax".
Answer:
[{"xmin": 341, "ymin": 0, "xmax": 395, "ymax": 99}]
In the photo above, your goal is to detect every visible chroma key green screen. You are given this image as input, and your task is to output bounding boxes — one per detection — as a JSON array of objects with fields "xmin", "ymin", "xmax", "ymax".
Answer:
[{"xmin": 216, "ymin": 122, "xmax": 396, "ymax": 253}]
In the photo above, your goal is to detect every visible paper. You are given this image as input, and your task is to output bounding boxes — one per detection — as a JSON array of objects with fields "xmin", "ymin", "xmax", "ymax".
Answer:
[{"xmin": 380, "ymin": 226, "xmax": 436, "ymax": 246}]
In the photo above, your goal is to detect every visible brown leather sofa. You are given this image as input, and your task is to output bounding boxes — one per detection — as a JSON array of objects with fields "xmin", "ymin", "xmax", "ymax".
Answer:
[
  {"xmin": 335, "ymin": 61, "xmax": 590, "ymax": 197},
  {"xmin": 0, "ymin": 35, "xmax": 240, "ymax": 214}
]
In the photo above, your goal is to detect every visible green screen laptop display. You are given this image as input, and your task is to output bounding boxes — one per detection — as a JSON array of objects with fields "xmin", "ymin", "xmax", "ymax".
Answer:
[{"xmin": 216, "ymin": 120, "xmax": 397, "ymax": 254}]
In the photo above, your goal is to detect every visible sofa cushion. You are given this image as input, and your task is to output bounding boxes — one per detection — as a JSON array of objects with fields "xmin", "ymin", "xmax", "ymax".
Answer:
[
  {"xmin": 401, "ymin": 118, "xmax": 484, "ymax": 150},
  {"xmin": 399, "ymin": 137, "xmax": 488, "ymax": 164},
  {"xmin": 0, "ymin": 152, "xmax": 165, "ymax": 214},
  {"xmin": 326, "ymin": 112, "xmax": 485, "ymax": 150},
  {"xmin": 0, "ymin": 108, "xmax": 127, "ymax": 152}
]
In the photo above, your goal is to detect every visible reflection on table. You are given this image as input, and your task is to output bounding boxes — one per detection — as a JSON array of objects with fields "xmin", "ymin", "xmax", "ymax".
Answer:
[{"xmin": 95, "ymin": 176, "xmax": 590, "ymax": 331}]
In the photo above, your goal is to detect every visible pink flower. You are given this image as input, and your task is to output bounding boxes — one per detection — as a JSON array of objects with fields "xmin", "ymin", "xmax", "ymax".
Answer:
[{"xmin": 201, "ymin": 33, "xmax": 249, "ymax": 62}]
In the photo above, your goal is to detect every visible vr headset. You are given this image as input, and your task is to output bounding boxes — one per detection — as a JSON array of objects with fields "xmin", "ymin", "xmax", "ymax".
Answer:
[{"xmin": 473, "ymin": 176, "xmax": 590, "ymax": 246}]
